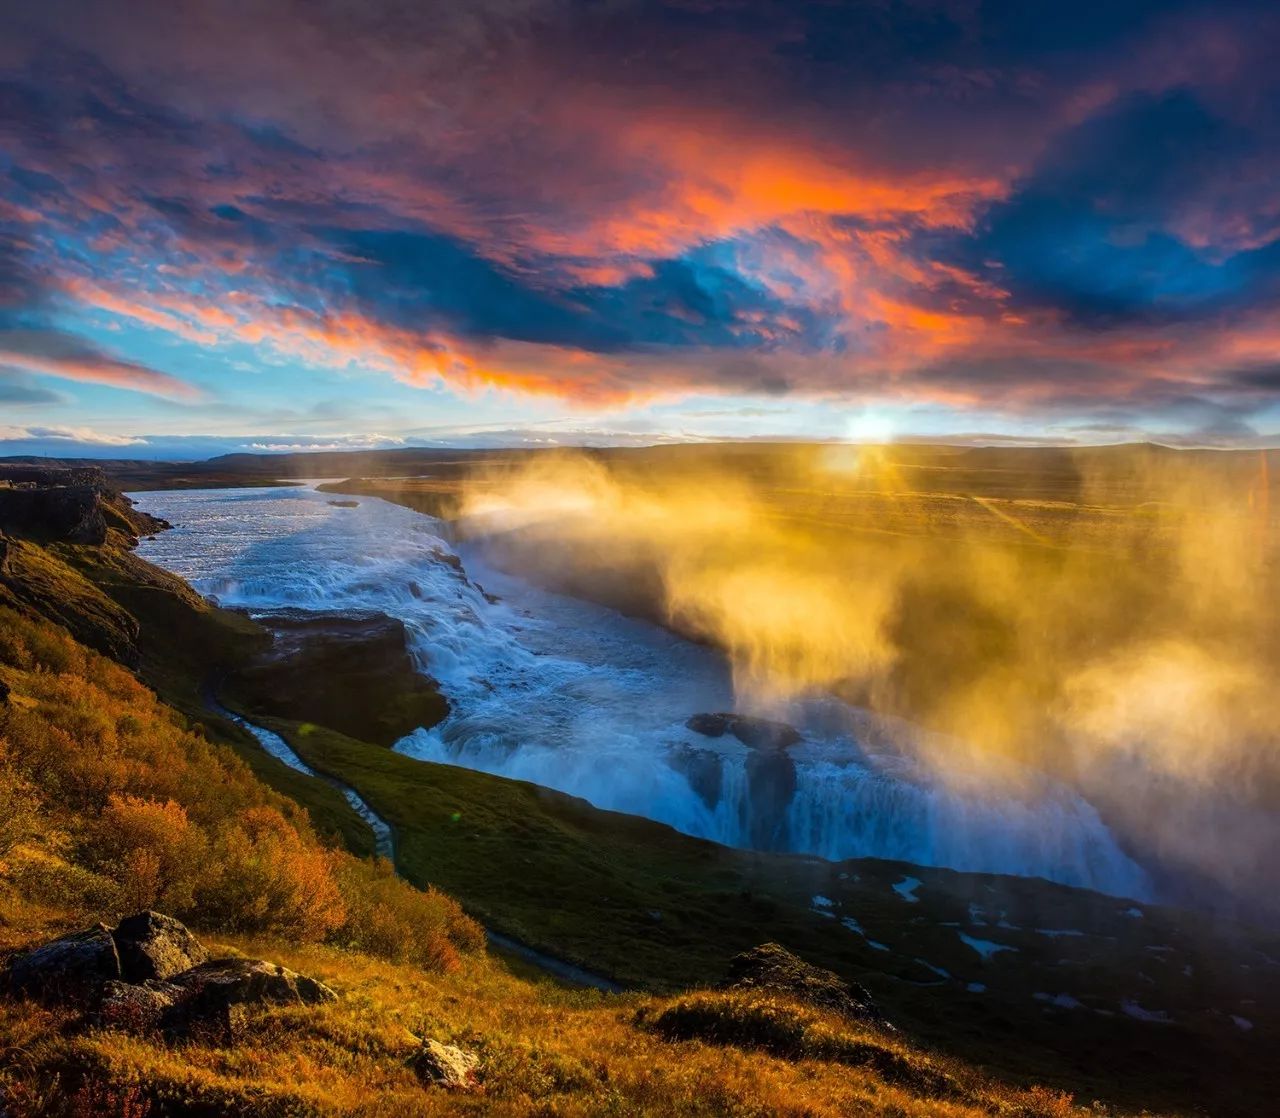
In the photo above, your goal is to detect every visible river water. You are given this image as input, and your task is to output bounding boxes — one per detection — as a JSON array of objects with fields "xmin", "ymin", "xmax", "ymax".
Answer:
[{"xmin": 133, "ymin": 485, "xmax": 1151, "ymax": 900}]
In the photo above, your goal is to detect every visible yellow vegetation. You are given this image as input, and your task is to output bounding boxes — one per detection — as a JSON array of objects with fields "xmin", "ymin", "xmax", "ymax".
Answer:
[
  {"xmin": 0, "ymin": 590, "xmax": 1099, "ymax": 1116},
  {"xmin": 0, "ymin": 606, "xmax": 480, "ymax": 968}
]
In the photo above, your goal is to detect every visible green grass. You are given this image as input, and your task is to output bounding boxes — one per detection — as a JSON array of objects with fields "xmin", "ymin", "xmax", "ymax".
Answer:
[{"xmin": 259, "ymin": 716, "xmax": 1280, "ymax": 1117}]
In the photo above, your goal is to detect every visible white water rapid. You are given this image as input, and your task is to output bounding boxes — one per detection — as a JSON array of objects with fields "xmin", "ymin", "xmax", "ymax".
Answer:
[{"xmin": 133, "ymin": 485, "xmax": 1152, "ymax": 900}]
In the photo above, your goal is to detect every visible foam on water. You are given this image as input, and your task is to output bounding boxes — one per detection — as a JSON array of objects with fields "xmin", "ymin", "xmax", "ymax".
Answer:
[{"xmin": 134, "ymin": 486, "xmax": 1152, "ymax": 899}]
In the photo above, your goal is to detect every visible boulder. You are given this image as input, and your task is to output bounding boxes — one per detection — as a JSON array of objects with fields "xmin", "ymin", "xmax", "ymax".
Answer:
[
  {"xmin": 173, "ymin": 957, "xmax": 336, "ymax": 1013},
  {"xmin": 411, "ymin": 1039, "xmax": 481, "ymax": 1090},
  {"xmin": 3, "ymin": 914, "xmax": 337, "ymax": 1046},
  {"xmin": 720, "ymin": 943, "xmax": 886, "ymax": 1026},
  {"xmin": 685, "ymin": 712, "xmax": 801, "ymax": 751},
  {"xmin": 103, "ymin": 958, "xmax": 337, "ymax": 1044},
  {"xmin": 3, "ymin": 924, "xmax": 121, "ymax": 1001},
  {"xmin": 99, "ymin": 978, "xmax": 184, "ymax": 1032},
  {"xmin": 113, "ymin": 910, "xmax": 209, "ymax": 982}
]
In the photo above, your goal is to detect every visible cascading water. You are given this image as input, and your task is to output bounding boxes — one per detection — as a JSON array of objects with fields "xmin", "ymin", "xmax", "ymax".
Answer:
[{"xmin": 134, "ymin": 485, "xmax": 1152, "ymax": 900}]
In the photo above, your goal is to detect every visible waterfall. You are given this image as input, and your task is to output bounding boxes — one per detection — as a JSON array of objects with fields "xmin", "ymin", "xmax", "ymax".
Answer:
[{"xmin": 134, "ymin": 484, "xmax": 1153, "ymax": 900}]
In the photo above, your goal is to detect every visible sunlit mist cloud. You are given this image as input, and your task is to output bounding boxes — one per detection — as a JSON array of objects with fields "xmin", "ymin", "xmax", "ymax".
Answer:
[{"xmin": 4, "ymin": 0, "xmax": 1280, "ymax": 446}]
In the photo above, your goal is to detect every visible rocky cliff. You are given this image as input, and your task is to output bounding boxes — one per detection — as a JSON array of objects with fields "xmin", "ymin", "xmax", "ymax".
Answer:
[
  {"xmin": 0, "ymin": 465, "xmax": 169, "ymax": 546},
  {"xmin": 0, "ymin": 468, "xmax": 173, "ymax": 664}
]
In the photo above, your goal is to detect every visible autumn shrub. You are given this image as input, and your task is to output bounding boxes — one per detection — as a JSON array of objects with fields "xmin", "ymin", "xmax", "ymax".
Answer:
[
  {"xmin": 89, "ymin": 795, "xmax": 209, "ymax": 914},
  {"xmin": 1017, "ymin": 1085, "xmax": 1077, "ymax": 1118},
  {"xmin": 198, "ymin": 806, "xmax": 347, "ymax": 940},
  {"xmin": 0, "ymin": 623, "xmax": 35, "ymax": 670},
  {"xmin": 9, "ymin": 851, "xmax": 123, "ymax": 915},
  {"xmin": 0, "ymin": 746, "xmax": 42, "ymax": 860},
  {"xmin": 0, "ymin": 606, "xmax": 483, "ymax": 969},
  {"xmin": 333, "ymin": 857, "xmax": 484, "ymax": 970}
]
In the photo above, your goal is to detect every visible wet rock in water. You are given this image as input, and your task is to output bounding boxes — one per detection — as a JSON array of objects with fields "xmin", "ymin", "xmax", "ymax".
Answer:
[
  {"xmin": 664, "ymin": 743, "xmax": 724, "ymax": 811},
  {"xmin": 685, "ymin": 713, "xmax": 801, "ymax": 849},
  {"xmin": 685, "ymin": 712, "xmax": 801, "ymax": 751},
  {"xmin": 113, "ymin": 910, "xmax": 209, "ymax": 982},
  {"xmin": 411, "ymin": 1039, "xmax": 481, "ymax": 1090},
  {"xmin": 429, "ymin": 546, "xmax": 464, "ymax": 573},
  {"xmin": 3, "ymin": 924, "xmax": 121, "ymax": 1001},
  {"xmin": 721, "ymin": 943, "xmax": 887, "ymax": 1026},
  {"xmin": 744, "ymin": 749, "xmax": 797, "ymax": 850},
  {"xmin": 327, "ymin": 499, "xmax": 360, "ymax": 508}
]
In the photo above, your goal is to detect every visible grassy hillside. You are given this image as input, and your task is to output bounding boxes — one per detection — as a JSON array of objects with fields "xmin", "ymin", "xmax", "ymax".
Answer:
[
  {"xmin": 2, "ymin": 471, "xmax": 1277, "ymax": 1115},
  {"xmin": 2, "ymin": 918, "xmax": 1083, "ymax": 1118},
  {"xmin": 1, "ymin": 488, "xmax": 1094, "ymax": 1117}
]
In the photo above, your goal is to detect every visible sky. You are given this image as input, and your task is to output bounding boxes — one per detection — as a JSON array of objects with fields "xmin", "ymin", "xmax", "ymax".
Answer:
[{"xmin": 3, "ymin": 0, "xmax": 1280, "ymax": 458}]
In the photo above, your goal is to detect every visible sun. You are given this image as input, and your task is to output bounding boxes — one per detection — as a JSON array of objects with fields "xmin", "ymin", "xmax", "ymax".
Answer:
[{"xmin": 845, "ymin": 410, "xmax": 895, "ymax": 444}]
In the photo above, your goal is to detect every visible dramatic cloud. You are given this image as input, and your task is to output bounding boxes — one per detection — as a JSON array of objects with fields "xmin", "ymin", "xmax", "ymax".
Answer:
[{"xmin": 3, "ymin": 0, "xmax": 1280, "ymax": 435}]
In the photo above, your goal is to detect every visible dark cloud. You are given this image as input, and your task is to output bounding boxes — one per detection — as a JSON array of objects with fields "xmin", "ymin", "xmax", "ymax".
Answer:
[
  {"xmin": 2, "ymin": 0, "xmax": 1280, "ymax": 419},
  {"xmin": 0, "ymin": 371, "xmax": 64, "ymax": 405},
  {"xmin": 951, "ymin": 90, "xmax": 1280, "ymax": 328}
]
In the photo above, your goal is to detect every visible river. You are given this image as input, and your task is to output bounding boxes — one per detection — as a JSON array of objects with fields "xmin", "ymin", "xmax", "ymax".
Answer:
[{"xmin": 133, "ymin": 484, "xmax": 1151, "ymax": 900}]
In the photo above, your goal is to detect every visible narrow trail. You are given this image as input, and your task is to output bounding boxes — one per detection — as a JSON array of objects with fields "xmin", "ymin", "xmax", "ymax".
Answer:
[{"xmin": 205, "ymin": 692, "xmax": 623, "ymax": 993}]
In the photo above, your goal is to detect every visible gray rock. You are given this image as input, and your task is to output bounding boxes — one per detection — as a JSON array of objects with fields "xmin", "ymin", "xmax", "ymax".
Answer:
[
  {"xmin": 113, "ymin": 906, "xmax": 208, "ymax": 978},
  {"xmin": 97, "ymin": 958, "xmax": 338, "ymax": 1044},
  {"xmin": 3, "ymin": 923, "xmax": 121, "ymax": 1001},
  {"xmin": 663, "ymin": 743, "xmax": 724, "ymax": 810},
  {"xmin": 99, "ymin": 978, "xmax": 184, "ymax": 1032},
  {"xmin": 175, "ymin": 956, "xmax": 336, "ymax": 1006},
  {"xmin": 113, "ymin": 911, "xmax": 209, "ymax": 982},
  {"xmin": 5, "ymin": 914, "xmax": 337, "ymax": 1048},
  {"xmin": 411, "ymin": 1039, "xmax": 481, "ymax": 1090}
]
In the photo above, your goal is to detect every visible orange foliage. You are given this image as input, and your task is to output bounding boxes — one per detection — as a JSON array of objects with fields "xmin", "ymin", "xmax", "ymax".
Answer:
[{"xmin": 0, "ymin": 607, "xmax": 480, "ymax": 963}]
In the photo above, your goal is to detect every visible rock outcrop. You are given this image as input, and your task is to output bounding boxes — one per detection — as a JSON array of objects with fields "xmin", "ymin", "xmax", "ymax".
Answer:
[
  {"xmin": 685, "ymin": 712, "xmax": 801, "ymax": 751},
  {"xmin": 3, "ymin": 923, "xmax": 122, "ymax": 1000},
  {"xmin": 685, "ymin": 713, "xmax": 802, "ymax": 849},
  {"xmin": 112, "ymin": 910, "xmax": 209, "ymax": 981},
  {"xmin": 411, "ymin": 1039, "xmax": 481, "ymax": 1090},
  {"xmin": 664, "ymin": 743, "xmax": 724, "ymax": 811},
  {"xmin": 0, "ymin": 485, "xmax": 109, "ymax": 544},
  {"xmin": 3, "ymin": 913, "xmax": 336, "ymax": 1043},
  {"xmin": 0, "ymin": 466, "xmax": 169, "ymax": 546},
  {"xmin": 226, "ymin": 611, "xmax": 448, "ymax": 746},
  {"xmin": 720, "ymin": 942, "xmax": 887, "ymax": 1027}
]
